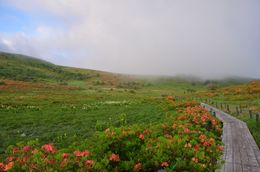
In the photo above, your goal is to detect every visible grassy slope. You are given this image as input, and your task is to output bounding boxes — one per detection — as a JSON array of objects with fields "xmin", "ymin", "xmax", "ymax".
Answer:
[{"xmin": 0, "ymin": 52, "xmax": 90, "ymax": 82}]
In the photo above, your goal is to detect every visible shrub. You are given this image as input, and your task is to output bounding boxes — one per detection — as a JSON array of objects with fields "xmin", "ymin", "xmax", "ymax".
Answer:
[
  {"xmin": 93, "ymin": 80, "xmax": 104, "ymax": 86},
  {"xmin": 118, "ymin": 81, "xmax": 143, "ymax": 90}
]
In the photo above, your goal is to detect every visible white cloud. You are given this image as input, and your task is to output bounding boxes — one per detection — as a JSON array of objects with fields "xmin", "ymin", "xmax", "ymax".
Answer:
[
  {"xmin": 2, "ymin": 39, "xmax": 13, "ymax": 49},
  {"xmin": 1, "ymin": 0, "xmax": 260, "ymax": 78}
]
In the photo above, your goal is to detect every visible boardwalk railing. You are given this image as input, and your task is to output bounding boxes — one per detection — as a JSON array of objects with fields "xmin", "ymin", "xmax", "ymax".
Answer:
[{"xmin": 195, "ymin": 98, "xmax": 260, "ymax": 126}]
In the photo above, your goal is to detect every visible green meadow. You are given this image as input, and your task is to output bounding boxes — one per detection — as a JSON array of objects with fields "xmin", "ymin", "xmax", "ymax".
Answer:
[
  {"xmin": 0, "ymin": 53, "xmax": 205, "ymax": 154},
  {"xmin": 0, "ymin": 52, "xmax": 259, "ymax": 171}
]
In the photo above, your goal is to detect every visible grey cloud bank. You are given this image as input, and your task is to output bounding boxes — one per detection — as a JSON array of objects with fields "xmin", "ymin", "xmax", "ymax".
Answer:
[{"xmin": 0, "ymin": 0, "xmax": 260, "ymax": 79}]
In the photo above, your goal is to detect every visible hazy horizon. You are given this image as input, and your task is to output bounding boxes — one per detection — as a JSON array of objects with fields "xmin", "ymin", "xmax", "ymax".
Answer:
[{"xmin": 0, "ymin": 0, "xmax": 260, "ymax": 79}]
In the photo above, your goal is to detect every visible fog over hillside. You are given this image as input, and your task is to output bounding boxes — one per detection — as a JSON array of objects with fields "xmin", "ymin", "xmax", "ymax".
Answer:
[{"xmin": 0, "ymin": 0, "xmax": 260, "ymax": 79}]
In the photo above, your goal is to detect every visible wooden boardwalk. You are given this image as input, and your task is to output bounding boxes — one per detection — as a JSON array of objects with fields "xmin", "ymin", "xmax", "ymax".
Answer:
[{"xmin": 201, "ymin": 103, "xmax": 260, "ymax": 172}]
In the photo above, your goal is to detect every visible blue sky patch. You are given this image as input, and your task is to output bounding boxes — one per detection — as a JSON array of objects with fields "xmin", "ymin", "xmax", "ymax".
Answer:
[{"xmin": 0, "ymin": 3, "xmax": 34, "ymax": 32}]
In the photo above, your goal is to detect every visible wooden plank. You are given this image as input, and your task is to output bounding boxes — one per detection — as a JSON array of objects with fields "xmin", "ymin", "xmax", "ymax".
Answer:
[
  {"xmin": 242, "ymin": 165, "xmax": 252, "ymax": 172},
  {"xmin": 232, "ymin": 122, "xmax": 241, "ymax": 164},
  {"xmin": 233, "ymin": 163, "xmax": 243, "ymax": 172},
  {"xmin": 240, "ymin": 133, "xmax": 250, "ymax": 168},
  {"xmin": 223, "ymin": 162, "xmax": 233, "ymax": 172},
  {"xmin": 225, "ymin": 123, "xmax": 233, "ymax": 163},
  {"xmin": 252, "ymin": 166, "xmax": 260, "ymax": 172}
]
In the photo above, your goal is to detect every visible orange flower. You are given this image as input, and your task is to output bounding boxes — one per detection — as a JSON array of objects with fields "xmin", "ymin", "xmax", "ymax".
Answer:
[
  {"xmin": 172, "ymin": 123, "xmax": 177, "ymax": 128},
  {"xmin": 209, "ymin": 138, "xmax": 215, "ymax": 142},
  {"xmin": 184, "ymin": 128, "xmax": 190, "ymax": 134},
  {"xmin": 192, "ymin": 117, "xmax": 199, "ymax": 123},
  {"xmin": 217, "ymin": 145, "xmax": 224, "ymax": 151},
  {"xmin": 161, "ymin": 161, "xmax": 169, "ymax": 167},
  {"xmin": 22, "ymin": 146, "xmax": 32, "ymax": 152},
  {"xmin": 12, "ymin": 147, "xmax": 19, "ymax": 154},
  {"xmin": 192, "ymin": 157, "xmax": 199, "ymax": 163},
  {"xmin": 122, "ymin": 130, "xmax": 129, "ymax": 135},
  {"xmin": 105, "ymin": 128, "xmax": 116, "ymax": 136},
  {"xmin": 4, "ymin": 162, "xmax": 14, "ymax": 171},
  {"xmin": 60, "ymin": 158, "xmax": 68, "ymax": 167},
  {"xmin": 199, "ymin": 134, "xmax": 206, "ymax": 140},
  {"xmin": 44, "ymin": 158, "xmax": 55, "ymax": 164},
  {"xmin": 178, "ymin": 115, "xmax": 186, "ymax": 121},
  {"xmin": 138, "ymin": 133, "xmax": 145, "ymax": 141},
  {"xmin": 74, "ymin": 151, "xmax": 81, "ymax": 157},
  {"xmin": 42, "ymin": 144, "xmax": 56, "ymax": 153},
  {"xmin": 109, "ymin": 153, "xmax": 120, "ymax": 162},
  {"xmin": 32, "ymin": 148, "xmax": 39, "ymax": 154},
  {"xmin": 85, "ymin": 160, "xmax": 94, "ymax": 169},
  {"xmin": 74, "ymin": 150, "xmax": 90, "ymax": 157},
  {"xmin": 194, "ymin": 145, "xmax": 200, "ymax": 152},
  {"xmin": 203, "ymin": 141, "xmax": 211, "ymax": 147},
  {"xmin": 29, "ymin": 163, "xmax": 36, "ymax": 170},
  {"xmin": 161, "ymin": 124, "xmax": 168, "ymax": 128},
  {"xmin": 5, "ymin": 157, "xmax": 13, "ymax": 163},
  {"xmin": 0, "ymin": 163, "xmax": 5, "ymax": 171},
  {"xmin": 166, "ymin": 96, "xmax": 174, "ymax": 101},
  {"xmin": 184, "ymin": 143, "xmax": 192, "ymax": 148},
  {"xmin": 62, "ymin": 153, "xmax": 70, "ymax": 158},
  {"xmin": 134, "ymin": 162, "xmax": 142, "ymax": 171},
  {"xmin": 105, "ymin": 128, "xmax": 110, "ymax": 133}
]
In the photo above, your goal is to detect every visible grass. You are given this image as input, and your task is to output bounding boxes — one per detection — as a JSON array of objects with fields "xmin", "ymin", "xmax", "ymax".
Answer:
[{"xmin": 0, "ymin": 84, "xmax": 169, "ymax": 155}]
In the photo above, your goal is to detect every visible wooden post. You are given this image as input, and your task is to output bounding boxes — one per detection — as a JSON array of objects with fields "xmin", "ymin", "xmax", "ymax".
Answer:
[
  {"xmin": 227, "ymin": 104, "xmax": 230, "ymax": 112},
  {"xmin": 256, "ymin": 113, "xmax": 259, "ymax": 122},
  {"xmin": 249, "ymin": 110, "xmax": 252, "ymax": 119},
  {"xmin": 221, "ymin": 103, "xmax": 223, "ymax": 109},
  {"xmin": 216, "ymin": 102, "xmax": 218, "ymax": 108},
  {"xmin": 236, "ymin": 107, "xmax": 239, "ymax": 116}
]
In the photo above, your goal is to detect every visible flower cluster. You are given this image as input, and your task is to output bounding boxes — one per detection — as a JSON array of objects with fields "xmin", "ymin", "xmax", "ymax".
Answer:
[
  {"xmin": 0, "ymin": 162, "xmax": 14, "ymax": 172},
  {"xmin": 0, "ymin": 143, "xmax": 94, "ymax": 172},
  {"xmin": 221, "ymin": 80, "xmax": 260, "ymax": 95},
  {"xmin": 184, "ymin": 106, "xmax": 222, "ymax": 134}
]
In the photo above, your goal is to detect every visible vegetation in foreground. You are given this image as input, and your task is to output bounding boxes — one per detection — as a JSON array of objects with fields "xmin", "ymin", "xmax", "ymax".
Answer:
[
  {"xmin": 0, "ymin": 101, "xmax": 223, "ymax": 171},
  {"xmin": 0, "ymin": 52, "xmax": 259, "ymax": 171}
]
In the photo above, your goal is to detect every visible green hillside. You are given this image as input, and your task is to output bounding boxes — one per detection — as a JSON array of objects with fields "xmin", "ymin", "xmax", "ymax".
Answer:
[{"xmin": 0, "ymin": 52, "xmax": 88, "ymax": 82}]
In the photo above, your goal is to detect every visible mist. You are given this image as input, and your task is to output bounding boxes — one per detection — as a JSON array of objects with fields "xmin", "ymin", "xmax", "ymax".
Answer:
[{"xmin": 0, "ymin": 0, "xmax": 260, "ymax": 79}]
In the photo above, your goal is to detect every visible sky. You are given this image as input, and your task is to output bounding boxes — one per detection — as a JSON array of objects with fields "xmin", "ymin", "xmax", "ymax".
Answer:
[{"xmin": 0, "ymin": 0, "xmax": 260, "ymax": 79}]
